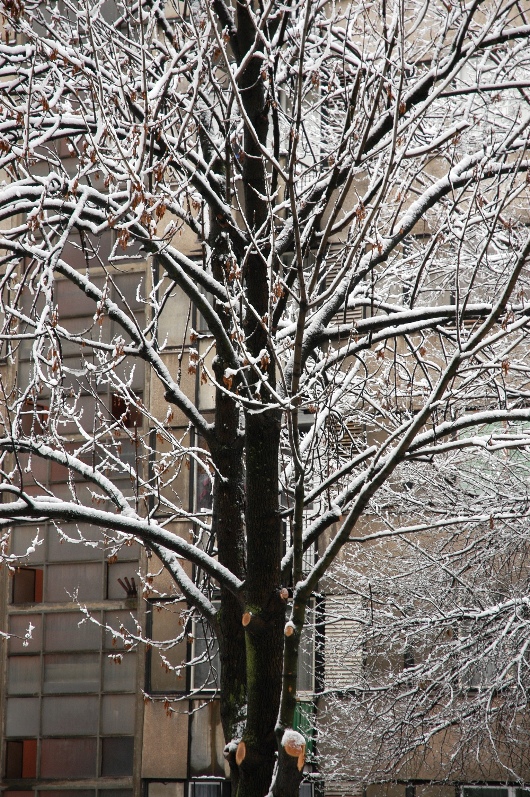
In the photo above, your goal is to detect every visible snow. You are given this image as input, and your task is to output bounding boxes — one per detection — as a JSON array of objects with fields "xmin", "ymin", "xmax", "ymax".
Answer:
[{"xmin": 281, "ymin": 729, "xmax": 305, "ymax": 752}]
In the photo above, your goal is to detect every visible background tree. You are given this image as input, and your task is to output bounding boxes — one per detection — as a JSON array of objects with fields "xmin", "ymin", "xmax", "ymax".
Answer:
[{"xmin": 1, "ymin": 0, "xmax": 530, "ymax": 795}]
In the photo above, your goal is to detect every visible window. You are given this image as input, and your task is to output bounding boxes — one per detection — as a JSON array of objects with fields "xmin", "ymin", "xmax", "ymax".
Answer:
[
  {"xmin": 297, "ymin": 614, "xmax": 315, "ymax": 695},
  {"xmin": 324, "ymin": 596, "xmax": 363, "ymax": 690},
  {"xmin": 4, "ymin": 604, "xmax": 137, "ymax": 782},
  {"xmin": 191, "ymin": 612, "xmax": 220, "ymax": 692},
  {"xmin": 5, "ymin": 739, "xmax": 37, "ymax": 778},
  {"xmin": 188, "ymin": 783, "xmax": 227, "ymax": 797},
  {"xmin": 462, "ymin": 788, "xmax": 530, "ymax": 797}
]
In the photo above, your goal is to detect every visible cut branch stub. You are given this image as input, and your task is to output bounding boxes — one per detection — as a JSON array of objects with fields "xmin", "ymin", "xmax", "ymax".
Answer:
[
  {"xmin": 281, "ymin": 729, "xmax": 306, "ymax": 771},
  {"xmin": 236, "ymin": 740, "xmax": 246, "ymax": 765}
]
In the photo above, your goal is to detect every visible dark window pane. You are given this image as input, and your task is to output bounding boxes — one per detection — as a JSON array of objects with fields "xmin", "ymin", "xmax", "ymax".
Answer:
[
  {"xmin": 100, "ymin": 792, "xmax": 133, "ymax": 797},
  {"xmin": 463, "ymin": 792, "xmax": 508, "ymax": 797},
  {"xmin": 45, "ymin": 612, "xmax": 101, "ymax": 651},
  {"xmin": 101, "ymin": 737, "xmax": 134, "ymax": 776},
  {"xmin": 111, "ymin": 395, "xmax": 143, "ymax": 429},
  {"xmin": 43, "ymin": 654, "xmax": 100, "ymax": 694},
  {"xmin": 42, "ymin": 696, "xmax": 99, "ymax": 735},
  {"xmin": 40, "ymin": 738, "xmax": 98, "ymax": 778},
  {"xmin": 12, "ymin": 568, "xmax": 43, "ymax": 604},
  {"xmin": 5, "ymin": 739, "xmax": 37, "ymax": 779},
  {"xmin": 7, "ymin": 656, "xmax": 40, "ymax": 694},
  {"xmin": 5, "ymin": 741, "xmax": 23, "ymax": 778},
  {"xmin": 8, "ymin": 615, "xmax": 42, "ymax": 652},
  {"xmin": 463, "ymin": 791, "xmax": 508, "ymax": 797}
]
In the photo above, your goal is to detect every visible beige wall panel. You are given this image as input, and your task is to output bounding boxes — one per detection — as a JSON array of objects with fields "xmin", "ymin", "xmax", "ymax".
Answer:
[
  {"xmin": 149, "ymin": 545, "xmax": 193, "ymax": 597},
  {"xmin": 150, "ymin": 354, "xmax": 196, "ymax": 426},
  {"xmin": 403, "ymin": 720, "xmax": 530, "ymax": 782},
  {"xmin": 320, "ymin": 178, "xmax": 369, "ymax": 245},
  {"xmin": 158, "ymin": 280, "xmax": 194, "ymax": 349},
  {"xmin": 157, "ymin": 211, "xmax": 201, "ymax": 257},
  {"xmin": 142, "ymin": 699, "xmax": 189, "ymax": 778},
  {"xmin": 152, "ymin": 433, "xmax": 191, "ymax": 511},
  {"xmin": 198, "ymin": 339, "xmax": 216, "ymax": 412}
]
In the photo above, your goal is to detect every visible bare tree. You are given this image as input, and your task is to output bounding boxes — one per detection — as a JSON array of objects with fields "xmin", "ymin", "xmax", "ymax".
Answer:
[{"xmin": 1, "ymin": 0, "xmax": 530, "ymax": 794}]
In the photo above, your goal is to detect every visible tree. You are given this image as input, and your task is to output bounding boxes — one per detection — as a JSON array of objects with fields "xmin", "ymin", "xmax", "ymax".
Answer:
[{"xmin": 1, "ymin": 0, "xmax": 530, "ymax": 794}]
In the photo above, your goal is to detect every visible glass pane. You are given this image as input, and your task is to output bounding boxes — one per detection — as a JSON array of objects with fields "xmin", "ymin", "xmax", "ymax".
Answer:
[
  {"xmin": 43, "ymin": 654, "xmax": 100, "ymax": 694},
  {"xmin": 40, "ymin": 738, "xmax": 98, "ymax": 778},
  {"xmin": 9, "ymin": 614, "xmax": 43, "ymax": 652},
  {"xmin": 23, "ymin": 739, "xmax": 37, "ymax": 778},
  {"xmin": 10, "ymin": 527, "xmax": 44, "ymax": 563},
  {"xmin": 45, "ymin": 563, "xmax": 103, "ymax": 602},
  {"xmin": 101, "ymin": 694, "xmax": 136, "ymax": 734},
  {"xmin": 5, "ymin": 791, "xmax": 35, "ymax": 797},
  {"xmin": 5, "ymin": 697, "xmax": 40, "ymax": 736},
  {"xmin": 114, "ymin": 273, "xmax": 145, "ymax": 312},
  {"xmin": 463, "ymin": 792, "xmax": 508, "ymax": 797},
  {"xmin": 45, "ymin": 612, "xmax": 102, "ymax": 651},
  {"xmin": 103, "ymin": 653, "xmax": 136, "ymax": 691},
  {"xmin": 5, "ymin": 741, "xmax": 23, "ymax": 778},
  {"xmin": 42, "ymin": 696, "xmax": 99, "ymax": 735},
  {"xmin": 107, "ymin": 562, "xmax": 139, "ymax": 600},
  {"xmin": 56, "ymin": 272, "xmax": 105, "ymax": 316},
  {"xmin": 104, "ymin": 611, "xmax": 138, "ymax": 650},
  {"xmin": 7, "ymin": 656, "xmax": 40, "ymax": 694},
  {"xmin": 48, "ymin": 525, "xmax": 104, "ymax": 562},
  {"xmin": 108, "ymin": 538, "xmax": 141, "ymax": 561},
  {"xmin": 101, "ymin": 737, "xmax": 134, "ymax": 776},
  {"xmin": 192, "ymin": 621, "xmax": 220, "ymax": 691},
  {"xmin": 191, "ymin": 784, "xmax": 223, "ymax": 797}
]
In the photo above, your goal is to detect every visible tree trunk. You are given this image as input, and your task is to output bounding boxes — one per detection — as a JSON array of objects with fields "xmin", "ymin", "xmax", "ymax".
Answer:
[
  {"xmin": 237, "ymin": 408, "xmax": 284, "ymax": 797},
  {"xmin": 210, "ymin": 379, "xmax": 247, "ymax": 791}
]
